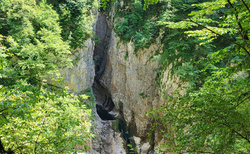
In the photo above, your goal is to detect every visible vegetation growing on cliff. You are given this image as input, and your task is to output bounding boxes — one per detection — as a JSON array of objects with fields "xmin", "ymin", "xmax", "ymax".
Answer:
[
  {"xmin": 104, "ymin": 0, "xmax": 249, "ymax": 153},
  {"xmin": 114, "ymin": 0, "xmax": 163, "ymax": 52},
  {"xmin": 102, "ymin": 0, "xmax": 165, "ymax": 52},
  {"xmin": 46, "ymin": 0, "xmax": 98, "ymax": 49},
  {"xmin": 0, "ymin": 0, "xmax": 95, "ymax": 153},
  {"xmin": 146, "ymin": 0, "xmax": 250, "ymax": 153}
]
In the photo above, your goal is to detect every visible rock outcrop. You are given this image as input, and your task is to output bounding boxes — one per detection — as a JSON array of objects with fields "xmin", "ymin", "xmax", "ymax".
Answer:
[
  {"xmin": 61, "ymin": 9, "xmax": 166, "ymax": 154},
  {"xmin": 90, "ymin": 11, "xmax": 162, "ymax": 153},
  {"xmin": 60, "ymin": 39, "xmax": 95, "ymax": 94}
]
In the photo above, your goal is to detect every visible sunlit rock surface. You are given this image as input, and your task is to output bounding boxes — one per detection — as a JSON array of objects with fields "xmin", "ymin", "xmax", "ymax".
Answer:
[
  {"xmin": 60, "ymin": 39, "xmax": 95, "ymax": 93},
  {"xmin": 60, "ymin": 9, "xmax": 172, "ymax": 154}
]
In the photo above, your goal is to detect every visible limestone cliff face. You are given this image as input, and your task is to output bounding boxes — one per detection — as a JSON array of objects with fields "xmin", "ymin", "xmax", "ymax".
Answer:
[
  {"xmin": 61, "ymin": 10, "xmax": 166, "ymax": 154},
  {"xmin": 101, "ymin": 34, "xmax": 161, "ymax": 152},
  {"xmin": 60, "ymin": 39, "xmax": 95, "ymax": 94},
  {"xmin": 90, "ymin": 11, "xmax": 163, "ymax": 153}
]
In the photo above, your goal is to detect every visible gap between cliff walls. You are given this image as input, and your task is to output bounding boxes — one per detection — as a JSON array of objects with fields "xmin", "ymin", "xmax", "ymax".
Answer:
[
  {"xmin": 91, "ymin": 12, "xmax": 135, "ymax": 153},
  {"xmin": 92, "ymin": 12, "xmax": 115, "ymax": 121}
]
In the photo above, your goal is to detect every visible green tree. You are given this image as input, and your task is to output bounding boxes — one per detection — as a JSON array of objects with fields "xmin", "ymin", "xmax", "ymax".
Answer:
[
  {"xmin": 46, "ymin": 0, "xmax": 98, "ymax": 49},
  {"xmin": 0, "ymin": 0, "xmax": 72, "ymax": 85},
  {"xmin": 0, "ymin": 82, "xmax": 93, "ymax": 153},
  {"xmin": 113, "ymin": 0, "xmax": 165, "ymax": 52},
  {"xmin": 146, "ymin": 0, "xmax": 250, "ymax": 153},
  {"xmin": 0, "ymin": 1, "xmax": 94, "ymax": 153}
]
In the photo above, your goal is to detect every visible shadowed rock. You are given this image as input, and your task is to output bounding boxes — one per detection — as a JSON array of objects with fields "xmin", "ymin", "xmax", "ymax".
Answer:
[
  {"xmin": 92, "ymin": 13, "xmax": 116, "ymax": 120},
  {"xmin": 96, "ymin": 104, "xmax": 116, "ymax": 120}
]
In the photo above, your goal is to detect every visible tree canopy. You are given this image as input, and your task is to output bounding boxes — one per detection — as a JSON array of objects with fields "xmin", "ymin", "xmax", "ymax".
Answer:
[
  {"xmin": 145, "ymin": 0, "xmax": 250, "ymax": 153},
  {"xmin": 106, "ymin": 0, "xmax": 250, "ymax": 152},
  {"xmin": 0, "ymin": 0, "xmax": 95, "ymax": 153}
]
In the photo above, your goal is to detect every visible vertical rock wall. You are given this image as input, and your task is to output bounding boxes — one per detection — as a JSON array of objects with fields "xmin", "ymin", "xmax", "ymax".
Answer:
[
  {"xmin": 89, "ymin": 12, "xmax": 163, "ymax": 153},
  {"xmin": 60, "ymin": 39, "xmax": 95, "ymax": 94},
  {"xmin": 91, "ymin": 13, "xmax": 127, "ymax": 154},
  {"xmin": 60, "ymin": 8, "xmax": 167, "ymax": 153},
  {"xmin": 88, "ymin": 11, "xmax": 163, "ymax": 153},
  {"xmin": 92, "ymin": 9, "xmax": 162, "ymax": 152},
  {"xmin": 101, "ymin": 32, "xmax": 161, "ymax": 153}
]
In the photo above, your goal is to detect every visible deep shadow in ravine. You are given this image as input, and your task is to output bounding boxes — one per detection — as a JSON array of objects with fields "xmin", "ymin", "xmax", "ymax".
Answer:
[{"xmin": 92, "ymin": 13, "xmax": 134, "ymax": 153}]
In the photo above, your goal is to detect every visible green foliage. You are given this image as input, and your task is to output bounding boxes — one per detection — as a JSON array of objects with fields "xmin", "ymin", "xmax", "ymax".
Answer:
[
  {"xmin": 124, "ymin": 51, "xmax": 128, "ymax": 60},
  {"xmin": 114, "ymin": 0, "xmax": 163, "ymax": 52},
  {"xmin": 101, "ymin": 0, "xmax": 115, "ymax": 10},
  {"xmin": 0, "ymin": 0, "xmax": 72, "ymax": 83},
  {"xmin": 139, "ymin": 92, "xmax": 148, "ymax": 99},
  {"xmin": 148, "ymin": 0, "xmax": 250, "ymax": 153},
  {"xmin": 0, "ymin": 82, "xmax": 93, "ymax": 153},
  {"xmin": 47, "ymin": 0, "xmax": 98, "ymax": 49},
  {"xmin": 152, "ymin": 68, "xmax": 250, "ymax": 153},
  {"xmin": 155, "ymin": 0, "xmax": 220, "ymax": 86},
  {"xmin": 0, "ymin": 0, "xmax": 94, "ymax": 153},
  {"xmin": 0, "ymin": 35, "xmax": 14, "ymax": 72},
  {"xmin": 144, "ymin": 0, "xmax": 159, "ymax": 9},
  {"xmin": 127, "ymin": 143, "xmax": 138, "ymax": 153}
]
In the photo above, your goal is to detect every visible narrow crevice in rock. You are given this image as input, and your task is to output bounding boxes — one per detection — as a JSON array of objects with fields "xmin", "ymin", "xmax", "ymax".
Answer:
[
  {"xmin": 92, "ymin": 13, "xmax": 116, "ymax": 121},
  {"xmin": 117, "ymin": 104, "xmax": 134, "ymax": 153},
  {"xmin": 119, "ymin": 118, "xmax": 135, "ymax": 153},
  {"xmin": 92, "ymin": 13, "xmax": 135, "ymax": 153}
]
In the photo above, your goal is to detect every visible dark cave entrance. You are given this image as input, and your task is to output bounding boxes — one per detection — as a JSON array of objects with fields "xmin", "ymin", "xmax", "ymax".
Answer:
[{"xmin": 92, "ymin": 13, "xmax": 116, "ymax": 121}]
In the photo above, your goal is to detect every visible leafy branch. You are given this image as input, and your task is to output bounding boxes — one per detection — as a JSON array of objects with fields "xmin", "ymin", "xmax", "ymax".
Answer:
[
  {"xmin": 184, "ymin": 17, "xmax": 250, "ymax": 56},
  {"xmin": 221, "ymin": 123, "xmax": 250, "ymax": 144},
  {"xmin": 240, "ymin": 0, "xmax": 250, "ymax": 12},
  {"xmin": 227, "ymin": 0, "xmax": 250, "ymax": 52},
  {"xmin": 234, "ymin": 95, "xmax": 250, "ymax": 108}
]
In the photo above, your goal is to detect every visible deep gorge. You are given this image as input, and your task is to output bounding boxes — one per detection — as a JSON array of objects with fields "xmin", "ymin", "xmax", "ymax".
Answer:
[
  {"xmin": 1, "ymin": 0, "xmax": 248, "ymax": 153},
  {"xmin": 91, "ymin": 13, "xmax": 133, "ymax": 153},
  {"xmin": 92, "ymin": 13, "xmax": 115, "ymax": 121}
]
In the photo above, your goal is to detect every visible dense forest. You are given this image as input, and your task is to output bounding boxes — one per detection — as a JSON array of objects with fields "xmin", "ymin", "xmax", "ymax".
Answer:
[
  {"xmin": 0, "ymin": 0, "xmax": 249, "ymax": 153},
  {"xmin": 0, "ymin": 0, "xmax": 96, "ymax": 153}
]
